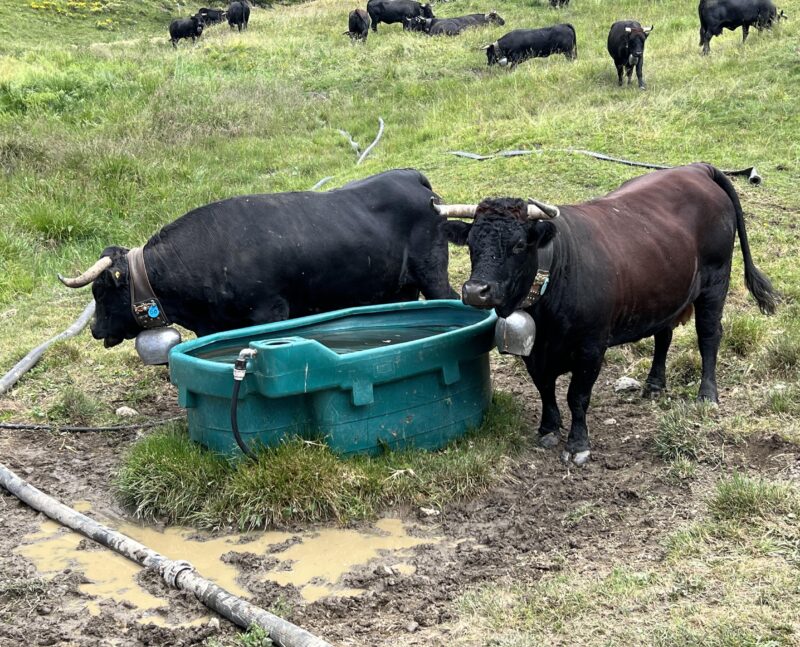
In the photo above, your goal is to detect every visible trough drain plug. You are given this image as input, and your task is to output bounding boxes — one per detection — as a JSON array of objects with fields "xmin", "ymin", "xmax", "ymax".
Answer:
[{"xmin": 231, "ymin": 348, "xmax": 258, "ymax": 460}]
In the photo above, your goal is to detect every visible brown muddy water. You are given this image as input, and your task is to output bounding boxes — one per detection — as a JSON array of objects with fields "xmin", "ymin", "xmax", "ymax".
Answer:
[{"xmin": 15, "ymin": 502, "xmax": 436, "ymax": 628}]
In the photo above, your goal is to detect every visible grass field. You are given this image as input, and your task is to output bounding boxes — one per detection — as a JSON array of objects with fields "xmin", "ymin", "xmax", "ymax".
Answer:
[{"xmin": 1, "ymin": 0, "xmax": 799, "ymax": 642}]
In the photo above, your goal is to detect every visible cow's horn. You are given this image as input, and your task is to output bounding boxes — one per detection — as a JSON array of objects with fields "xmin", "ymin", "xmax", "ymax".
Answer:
[
  {"xmin": 526, "ymin": 199, "xmax": 560, "ymax": 219},
  {"xmin": 432, "ymin": 202, "xmax": 478, "ymax": 218},
  {"xmin": 58, "ymin": 256, "xmax": 113, "ymax": 288},
  {"xmin": 644, "ymin": 25, "xmax": 654, "ymax": 33},
  {"xmin": 625, "ymin": 26, "xmax": 632, "ymax": 32}
]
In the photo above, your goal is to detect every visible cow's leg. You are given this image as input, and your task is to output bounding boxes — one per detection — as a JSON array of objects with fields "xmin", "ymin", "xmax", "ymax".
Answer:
[
  {"xmin": 532, "ymin": 372, "xmax": 562, "ymax": 448},
  {"xmin": 644, "ymin": 328, "xmax": 673, "ymax": 397},
  {"xmin": 171, "ymin": 39, "xmax": 177, "ymax": 48},
  {"xmin": 694, "ymin": 291, "xmax": 726, "ymax": 404},
  {"xmin": 616, "ymin": 64, "xmax": 624, "ymax": 86},
  {"xmin": 636, "ymin": 57, "xmax": 645, "ymax": 89},
  {"xmin": 625, "ymin": 64, "xmax": 634, "ymax": 85},
  {"xmin": 742, "ymin": 24, "xmax": 750, "ymax": 42},
  {"xmin": 563, "ymin": 348, "xmax": 604, "ymax": 466}
]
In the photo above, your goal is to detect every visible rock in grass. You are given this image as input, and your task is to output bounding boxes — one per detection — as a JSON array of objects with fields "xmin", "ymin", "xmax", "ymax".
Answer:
[
  {"xmin": 614, "ymin": 377, "xmax": 641, "ymax": 393},
  {"xmin": 115, "ymin": 406, "xmax": 139, "ymax": 417}
]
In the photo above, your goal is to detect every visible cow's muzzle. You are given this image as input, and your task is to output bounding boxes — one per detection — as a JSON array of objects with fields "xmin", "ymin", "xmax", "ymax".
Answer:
[{"xmin": 462, "ymin": 280, "xmax": 498, "ymax": 308}]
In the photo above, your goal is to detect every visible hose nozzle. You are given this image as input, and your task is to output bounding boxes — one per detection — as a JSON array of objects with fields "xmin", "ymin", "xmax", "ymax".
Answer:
[{"xmin": 233, "ymin": 348, "xmax": 257, "ymax": 381}]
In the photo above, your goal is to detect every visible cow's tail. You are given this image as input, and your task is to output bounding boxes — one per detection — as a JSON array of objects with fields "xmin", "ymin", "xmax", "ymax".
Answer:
[
  {"xmin": 710, "ymin": 165, "xmax": 778, "ymax": 315},
  {"xmin": 565, "ymin": 23, "xmax": 577, "ymax": 58}
]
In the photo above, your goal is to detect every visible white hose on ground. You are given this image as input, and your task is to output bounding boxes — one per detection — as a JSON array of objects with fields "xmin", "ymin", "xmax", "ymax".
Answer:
[
  {"xmin": 356, "ymin": 117, "xmax": 385, "ymax": 165},
  {"xmin": 0, "ymin": 300, "xmax": 96, "ymax": 396},
  {"xmin": 0, "ymin": 462, "xmax": 334, "ymax": 647}
]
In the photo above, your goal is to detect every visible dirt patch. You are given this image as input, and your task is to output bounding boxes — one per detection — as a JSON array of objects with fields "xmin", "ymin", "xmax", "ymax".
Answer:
[{"xmin": 1, "ymin": 354, "xmax": 798, "ymax": 647}]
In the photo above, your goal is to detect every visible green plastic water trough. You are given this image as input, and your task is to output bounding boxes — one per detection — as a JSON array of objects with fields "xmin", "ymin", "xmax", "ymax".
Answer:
[{"xmin": 168, "ymin": 300, "xmax": 497, "ymax": 456}]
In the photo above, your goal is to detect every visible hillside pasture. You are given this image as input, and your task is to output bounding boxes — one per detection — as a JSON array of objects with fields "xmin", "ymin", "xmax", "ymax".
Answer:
[{"xmin": 1, "ymin": 0, "xmax": 800, "ymax": 644}]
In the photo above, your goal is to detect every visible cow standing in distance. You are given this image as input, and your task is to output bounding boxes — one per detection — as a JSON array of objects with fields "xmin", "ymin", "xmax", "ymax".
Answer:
[
  {"xmin": 199, "ymin": 7, "xmax": 227, "ymax": 24},
  {"xmin": 405, "ymin": 11, "xmax": 505, "ymax": 36},
  {"xmin": 169, "ymin": 14, "xmax": 204, "ymax": 48},
  {"xmin": 699, "ymin": 0, "xmax": 785, "ymax": 54},
  {"xmin": 228, "ymin": 0, "xmax": 250, "ymax": 31},
  {"xmin": 346, "ymin": 8, "xmax": 371, "ymax": 41},
  {"xmin": 483, "ymin": 24, "xmax": 577, "ymax": 66},
  {"xmin": 438, "ymin": 164, "xmax": 777, "ymax": 466},
  {"xmin": 58, "ymin": 170, "xmax": 460, "ymax": 346},
  {"xmin": 550, "ymin": 0, "xmax": 569, "ymax": 6},
  {"xmin": 607, "ymin": 21, "xmax": 653, "ymax": 89},
  {"xmin": 367, "ymin": 0, "xmax": 434, "ymax": 32}
]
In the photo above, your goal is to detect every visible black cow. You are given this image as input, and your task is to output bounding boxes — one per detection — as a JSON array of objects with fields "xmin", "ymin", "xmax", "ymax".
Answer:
[
  {"xmin": 169, "ymin": 15, "xmax": 204, "ymax": 48},
  {"xmin": 607, "ymin": 21, "xmax": 653, "ymax": 89},
  {"xmin": 58, "ymin": 170, "xmax": 459, "ymax": 346},
  {"xmin": 483, "ymin": 25, "xmax": 577, "ymax": 66},
  {"xmin": 199, "ymin": 7, "xmax": 227, "ymax": 24},
  {"xmin": 345, "ymin": 8, "xmax": 371, "ymax": 40},
  {"xmin": 550, "ymin": 0, "xmax": 569, "ymax": 6},
  {"xmin": 406, "ymin": 11, "xmax": 505, "ymax": 35},
  {"xmin": 368, "ymin": 0, "xmax": 434, "ymax": 32},
  {"xmin": 440, "ymin": 164, "xmax": 776, "ymax": 466},
  {"xmin": 228, "ymin": 0, "xmax": 250, "ymax": 31},
  {"xmin": 699, "ymin": 0, "xmax": 785, "ymax": 54}
]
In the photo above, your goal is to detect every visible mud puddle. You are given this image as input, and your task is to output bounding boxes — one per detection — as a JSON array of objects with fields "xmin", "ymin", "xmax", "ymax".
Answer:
[{"xmin": 16, "ymin": 502, "xmax": 436, "ymax": 627}]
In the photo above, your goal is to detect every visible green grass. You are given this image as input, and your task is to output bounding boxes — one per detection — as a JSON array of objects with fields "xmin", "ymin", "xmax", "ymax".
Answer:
[
  {"xmin": 453, "ymin": 475, "xmax": 800, "ymax": 646},
  {"xmin": 0, "ymin": 0, "xmax": 798, "ymax": 642},
  {"xmin": 115, "ymin": 392, "xmax": 528, "ymax": 529}
]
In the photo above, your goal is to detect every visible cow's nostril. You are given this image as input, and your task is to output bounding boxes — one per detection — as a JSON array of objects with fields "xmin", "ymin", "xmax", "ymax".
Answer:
[{"xmin": 463, "ymin": 280, "xmax": 494, "ymax": 306}]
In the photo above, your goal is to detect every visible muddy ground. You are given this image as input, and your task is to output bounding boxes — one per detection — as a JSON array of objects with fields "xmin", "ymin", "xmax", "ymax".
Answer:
[{"xmin": 1, "ymin": 355, "xmax": 798, "ymax": 647}]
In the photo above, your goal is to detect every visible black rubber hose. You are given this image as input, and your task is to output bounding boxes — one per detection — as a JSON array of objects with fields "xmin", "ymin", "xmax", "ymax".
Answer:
[
  {"xmin": 230, "ymin": 380, "xmax": 256, "ymax": 460},
  {"xmin": 0, "ymin": 416, "xmax": 184, "ymax": 433}
]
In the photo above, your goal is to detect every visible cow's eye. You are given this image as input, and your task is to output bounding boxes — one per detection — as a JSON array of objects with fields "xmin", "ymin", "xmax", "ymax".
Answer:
[{"xmin": 512, "ymin": 241, "xmax": 526, "ymax": 254}]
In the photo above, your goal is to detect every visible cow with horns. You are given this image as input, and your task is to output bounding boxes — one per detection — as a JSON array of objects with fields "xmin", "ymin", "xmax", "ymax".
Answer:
[
  {"xmin": 436, "ymin": 164, "xmax": 777, "ymax": 466},
  {"xmin": 58, "ymin": 169, "xmax": 459, "ymax": 348}
]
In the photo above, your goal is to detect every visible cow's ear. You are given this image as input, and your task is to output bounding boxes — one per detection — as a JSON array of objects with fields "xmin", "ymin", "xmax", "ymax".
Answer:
[
  {"xmin": 527, "ymin": 220, "xmax": 556, "ymax": 248},
  {"xmin": 443, "ymin": 221, "xmax": 472, "ymax": 245}
]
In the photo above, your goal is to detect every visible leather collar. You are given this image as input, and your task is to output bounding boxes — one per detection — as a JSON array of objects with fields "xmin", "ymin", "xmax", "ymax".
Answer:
[
  {"xmin": 127, "ymin": 247, "xmax": 171, "ymax": 329},
  {"xmin": 520, "ymin": 241, "xmax": 553, "ymax": 308}
]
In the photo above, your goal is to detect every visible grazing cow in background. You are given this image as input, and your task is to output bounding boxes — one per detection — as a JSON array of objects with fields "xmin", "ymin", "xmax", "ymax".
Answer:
[
  {"xmin": 550, "ymin": 0, "xmax": 569, "ymax": 6},
  {"xmin": 607, "ymin": 21, "xmax": 653, "ymax": 89},
  {"xmin": 699, "ymin": 0, "xmax": 785, "ymax": 54},
  {"xmin": 439, "ymin": 164, "xmax": 776, "ymax": 466},
  {"xmin": 483, "ymin": 24, "xmax": 577, "ymax": 66},
  {"xmin": 346, "ymin": 8, "xmax": 371, "ymax": 40},
  {"xmin": 169, "ymin": 15, "xmax": 204, "ymax": 47},
  {"xmin": 228, "ymin": 0, "xmax": 250, "ymax": 31},
  {"xmin": 58, "ymin": 169, "xmax": 460, "ymax": 345},
  {"xmin": 199, "ymin": 7, "xmax": 227, "ymax": 24},
  {"xmin": 368, "ymin": 0, "xmax": 433, "ymax": 31},
  {"xmin": 406, "ymin": 11, "xmax": 505, "ymax": 36}
]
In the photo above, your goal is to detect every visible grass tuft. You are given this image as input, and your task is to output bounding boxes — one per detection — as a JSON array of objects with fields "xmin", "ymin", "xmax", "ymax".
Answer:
[
  {"xmin": 653, "ymin": 402, "xmax": 715, "ymax": 463},
  {"xmin": 762, "ymin": 328, "xmax": 800, "ymax": 379},
  {"xmin": 115, "ymin": 393, "xmax": 528, "ymax": 530},
  {"xmin": 723, "ymin": 313, "xmax": 767, "ymax": 358},
  {"xmin": 709, "ymin": 473, "xmax": 800, "ymax": 522},
  {"xmin": 114, "ymin": 422, "xmax": 231, "ymax": 525},
  {"xmin": 46, "ymin": 384, "xmax": 99, "ymax": 425}
]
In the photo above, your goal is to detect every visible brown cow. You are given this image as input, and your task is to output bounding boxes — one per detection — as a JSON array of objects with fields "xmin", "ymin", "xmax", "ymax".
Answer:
[{"xmin": 438, "ymin": 164, "xmax": 777, "ymax": 465}]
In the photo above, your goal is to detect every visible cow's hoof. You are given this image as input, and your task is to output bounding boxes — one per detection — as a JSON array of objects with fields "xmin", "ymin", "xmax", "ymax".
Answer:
[
  {"xmin": 642, "ymin": 385, "xmax": 664, "ymax": 399},
  {"xmin": 639, "ymin": 85, "xmax": 647, "ymax": 91},
  {"xmin": 539, "ymin": 432, "xmax": 559, "ymax": 449},
  {"xmin": 561, "ymin": 450, "xmax": 591, "ymax": 466}
]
